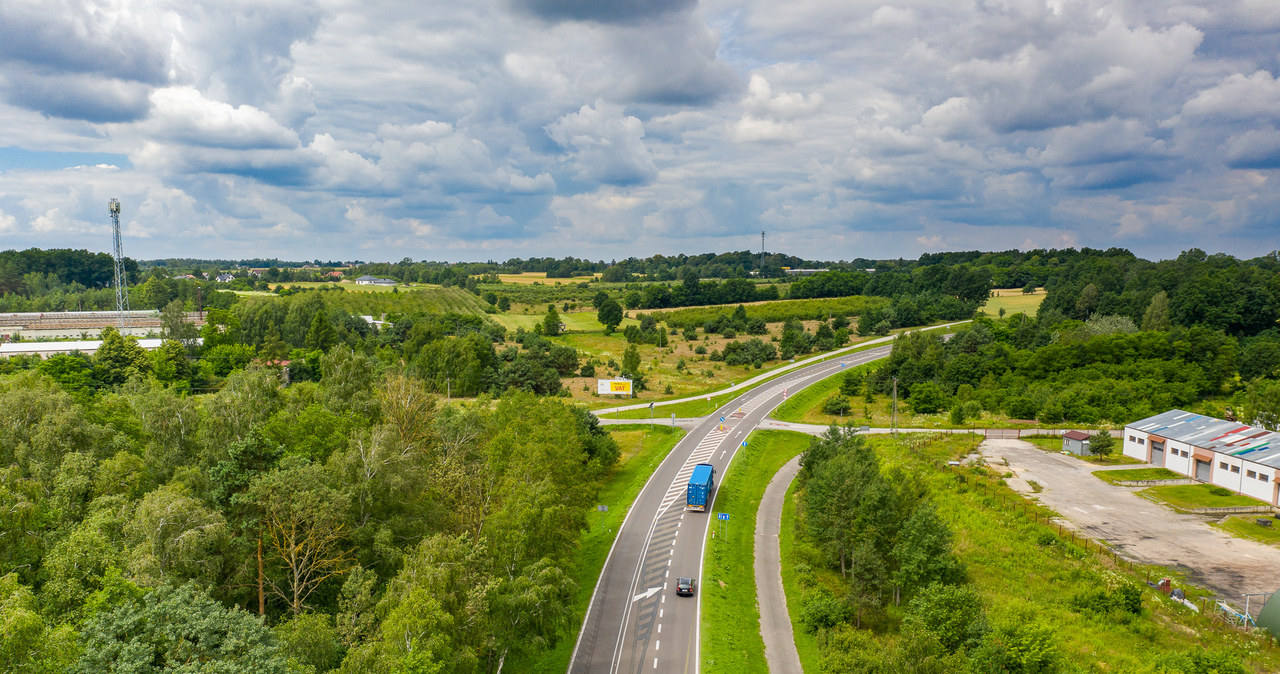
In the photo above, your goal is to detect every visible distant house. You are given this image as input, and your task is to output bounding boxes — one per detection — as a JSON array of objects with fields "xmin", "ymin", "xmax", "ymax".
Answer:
[
  {"xmin": 215, "ymin": 273, "xmax": 235, "ymax": 283},
  {"xmin": 249, "ymin": 268, "xmax": 269, "ymax": 277},
  {"xmin": 1062, "ymin": 430, "xmax": 1092, "ymax": 455},
  {"xmin": 355, "ymin": 275, "xmax": 397, "ymax": 286},
  {"xmin": 782, "ymin": 267, "xmax": 830, "ymax": 276},
  {"xmin": 328, "ymin": 271, "xmax": 345, "ymax": 278}
]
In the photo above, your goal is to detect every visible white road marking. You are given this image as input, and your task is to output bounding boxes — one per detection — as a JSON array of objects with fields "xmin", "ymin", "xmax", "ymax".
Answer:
[
  {"xmin": 656, "ymin": 641, "xmax": 660, "ymax": 651},
  {"xmin": 632, "ymin": 586, "xmax": 662, "ymax": 602}
]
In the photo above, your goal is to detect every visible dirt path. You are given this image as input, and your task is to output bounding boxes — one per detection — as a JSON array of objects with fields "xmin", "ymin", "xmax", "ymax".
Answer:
[{"xmin": 982, "ymin": 439, "xmax": 1280, "ymax": 601}]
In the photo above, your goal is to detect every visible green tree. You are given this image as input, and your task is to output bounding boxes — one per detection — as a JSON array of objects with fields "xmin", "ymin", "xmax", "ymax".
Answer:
[
  {"xmin": 1089, "ymin": 429, "xmax": 1116, "ymax": 456},
  {"xmin": 0, "ymin": 574, "xmax": 79, "ymax": 673},
  {"xmin": 621, "ymin": 344, "xmax": 641, "ymax": 376},
  {"xmin": 247, "ymin": 459, "xmax": 356, "ymax": 616},
  {"xmin": 93, "ymin": 327, "xmax": 151, "ymax": 386},
  {"xmin": 822, "ymin": 394, "xmax": 852, "ymax": 416},
  {"xmin": 305, "ymin": 311, "xmax": 339, "ymax": 351},
  {"xmin": 150, "ymin": 339, "xmax": 192, "ymax": 387},
  {"xmin": 497, "ymin": 296, "xmax": 511, "ymax": 312},
  {"xmin": 597, "ymin": 298, "xmax": 623, "ymax": 334},
  {"xmin": 1242, "ymin": 378, "xmax": 1280, "ymax": 431},
  {"xmin": 900, "ymin": 583, "xmax": 987, "ymax": 653},
  {"xmin": 160, "ymin": 298, "xmax": 198, "ymax": 346},
  {"xmin": 124, "ymin": 482, "xmax": 227, "ymax": 586},
  {"xmin": 542, "ymin": 305, "xmax": 562, "ymax": 336},
  {"xmin": 74, "ymin": 582, "xmax": 288, "ymax": 673},
  {"xmin": 1141, "ymin": 290, "xmax": 1171, "ymax": 332},
  {"xmin": 891, "ymin": 501, "xmax": 963, "ymax": 598},
  {"xmin": 839, "ymin": 369, "xmax": 863, "ymax": 397},
  {"xmin": 909, "ymin": 381, "xmax": 947, "ymax": 415}
]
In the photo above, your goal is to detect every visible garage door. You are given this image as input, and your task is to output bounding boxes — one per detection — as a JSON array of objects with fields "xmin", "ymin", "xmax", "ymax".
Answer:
[
  {"xmin": 1195, "ymin": 459, "xmax": 1211, "ymax": 482},
  {"xmin": 1151, "ymin": 447, "xmax": 1164, "ymax": 466}
]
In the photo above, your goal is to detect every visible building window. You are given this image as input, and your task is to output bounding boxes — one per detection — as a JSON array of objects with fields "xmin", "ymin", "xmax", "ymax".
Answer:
[
  {"xmin": 1231, "ymin": 465, "xmax": 1240, "ymax": 473},
  {"xmin": 1248, "ymin": 470, "xmax": 1257, "ymax": 479},
  {"xmin": 1263, "ymin": 475, "xmax": 1271, "ymax": 483},
  {"xmin": 1138, "ymin": 438, "xmax": 1145, "ymax": 445},
  {"xmin": 1130, "ymin": 435, "xmax": 1136, "ymax": 442},
  {"xmin": 1220, "ymin": 461, "xmax": 1229, "ymax": 469}
]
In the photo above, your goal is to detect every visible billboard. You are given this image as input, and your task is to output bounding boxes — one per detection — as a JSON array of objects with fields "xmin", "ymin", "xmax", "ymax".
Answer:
[{"xmin": 597, "ymin": 378, "xmax": 633, "ymax": 395}]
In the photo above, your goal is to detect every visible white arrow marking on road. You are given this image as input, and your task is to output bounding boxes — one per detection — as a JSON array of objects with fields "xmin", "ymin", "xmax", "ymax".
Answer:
[
  {"xmin": 633, "ymin": 586, "xmax": 662, "ymax": 602},
  {"xmin": 720, "ymin": 450, "xmax": 726, "ymax": 458}
]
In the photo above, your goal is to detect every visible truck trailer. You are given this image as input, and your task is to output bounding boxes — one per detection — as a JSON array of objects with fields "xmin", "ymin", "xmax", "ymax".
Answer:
[{"xmin": 686, "ymin": 463, "xmax": 716, "ymax": 511}]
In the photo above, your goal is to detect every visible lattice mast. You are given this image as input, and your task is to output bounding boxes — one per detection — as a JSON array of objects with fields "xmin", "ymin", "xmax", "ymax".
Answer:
[{"xmin": 108, "ymin": 198, "xmax": 131, "ymax": 330}]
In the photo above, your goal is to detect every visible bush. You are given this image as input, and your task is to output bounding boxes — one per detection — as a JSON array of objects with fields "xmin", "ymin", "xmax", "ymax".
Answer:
[{"xmin": 823, "ymin": 394, "xmax": 853, "ymax": 416}]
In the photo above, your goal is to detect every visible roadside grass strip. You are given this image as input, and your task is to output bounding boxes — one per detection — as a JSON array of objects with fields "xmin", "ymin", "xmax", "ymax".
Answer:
[
  {"xmin": 1093, "ymin": 467, "xmax": 1185, "ymax": 484},
  {"xmin": 1212, "ymin": 515, "xmax": 1280, "ymax": 546},
  {"xmin": 778, "ymin": 476, "xmax": 823, "ymax": 671},
  {"xmin": 1141, "ymin": 484, "xmax": 1269, "ymax": 510},
  {"xmin": 701, "ymin": 430, "xmax": 812, "ymax": 674},
  {"xmin": 515, "ymin": 424, "xmax": 686, "ymax": 673}
]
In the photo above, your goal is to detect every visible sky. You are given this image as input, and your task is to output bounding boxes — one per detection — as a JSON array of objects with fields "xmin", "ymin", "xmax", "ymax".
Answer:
[{"xmin": 1, "ymin": 0, "xmax": 1279, "ymax": 263}]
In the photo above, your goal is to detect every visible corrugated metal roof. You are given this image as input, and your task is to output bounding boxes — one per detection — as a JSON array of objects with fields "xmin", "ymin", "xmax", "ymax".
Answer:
[{"xmin": 1128, "ymin": 410, "xmax": 1280, "ymax": 469}]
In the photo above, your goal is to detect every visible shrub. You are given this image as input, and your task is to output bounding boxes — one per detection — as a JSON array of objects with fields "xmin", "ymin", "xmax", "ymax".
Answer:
[{"xmin": 823, "ymin": 394, "xmax": 853, "ymax": 416}]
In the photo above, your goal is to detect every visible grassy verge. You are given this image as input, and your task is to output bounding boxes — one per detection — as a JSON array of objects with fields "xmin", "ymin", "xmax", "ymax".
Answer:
[
  {"xmin": 516, "ymin": 424, "xmax": 686, "ymax": 673},
  {"xmin": 702, "ymin": 430, "xmax": 812, "ymax": 674},
  {"xmin": 1094, "ymin": 467, "xmax": 1185, "ymax": 484},
  {"xmin": 1141, "ymin": 484, "xmax": 1269, "ymax": 510},
  {"xmin": 779, "ymin": 474, "xmax": 823, "ymax": 670},
  {"xmin": 1213, "ymin": 515, "xmax": 1280, "ymax": 546},
  {"xmin": 771, "ymin": 361, "xmax": 880, "ymax": 425}
]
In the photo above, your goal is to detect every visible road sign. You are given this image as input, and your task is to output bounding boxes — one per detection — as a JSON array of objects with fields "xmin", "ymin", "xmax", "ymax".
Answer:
[
  {"xmin": 717, "ymin": 513, "xmax": 730, "ymax": 521},
  {"xmin": 741, "ymin": 440, "xmax": 747, "ymax": 447},
  {"xmin": 720, "ymin": 416, "xmax": 725, "ymax": 422},
  {"xmin": 597, "ymin": 505, "xmax": 608, "ymax": 512}
]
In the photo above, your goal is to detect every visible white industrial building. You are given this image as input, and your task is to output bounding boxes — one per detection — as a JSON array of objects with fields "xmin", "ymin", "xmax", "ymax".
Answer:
[{"xmin": 1124, "ymin": 410, "xmax": 1280, "ymax": 505}]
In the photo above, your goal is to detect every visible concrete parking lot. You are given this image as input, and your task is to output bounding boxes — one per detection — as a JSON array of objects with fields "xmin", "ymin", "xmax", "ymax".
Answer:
[{"xmin": 982, "ymin": 439, "xmax": 1280, "ymax": 602}]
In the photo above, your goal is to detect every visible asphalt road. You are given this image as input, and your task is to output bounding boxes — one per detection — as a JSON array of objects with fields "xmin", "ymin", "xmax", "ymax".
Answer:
[{"xmin": 568, "ymin": 345, "xmax": 892, "ymax": 674}]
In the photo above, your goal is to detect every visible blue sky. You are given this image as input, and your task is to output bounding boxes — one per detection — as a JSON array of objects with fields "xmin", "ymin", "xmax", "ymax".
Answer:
[{"xmin": 0, "ymin": 0, "xmax": 1278, "ymax": 262}]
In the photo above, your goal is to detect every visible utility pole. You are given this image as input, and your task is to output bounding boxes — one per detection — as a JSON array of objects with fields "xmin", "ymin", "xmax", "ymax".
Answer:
[{"xmin": 760, "ymin": 231, "xmax": 765, "ymax": 271}]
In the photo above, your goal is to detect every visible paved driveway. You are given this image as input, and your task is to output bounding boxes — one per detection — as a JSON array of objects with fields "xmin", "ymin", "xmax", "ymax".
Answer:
[{"xmin": 982, "ymin": 439, "xmax": 1280, "ymax": 601}]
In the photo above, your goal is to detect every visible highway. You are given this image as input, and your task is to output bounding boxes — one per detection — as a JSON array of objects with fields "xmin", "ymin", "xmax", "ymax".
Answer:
[{"xmin": 568, "ymin": 344, "xmax": 892, "ymax": 674}]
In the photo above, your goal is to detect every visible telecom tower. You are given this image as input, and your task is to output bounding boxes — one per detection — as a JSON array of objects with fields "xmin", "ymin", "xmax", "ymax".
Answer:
[{"xmin": 109, "ymin": 198, "xmax": 131, "ymax": 330}]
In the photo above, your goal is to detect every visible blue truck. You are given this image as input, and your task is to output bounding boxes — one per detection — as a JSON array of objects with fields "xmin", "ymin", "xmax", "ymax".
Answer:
[{"xmin": 686, "ymin": 463, "xmax": 716, "ymax": 511}]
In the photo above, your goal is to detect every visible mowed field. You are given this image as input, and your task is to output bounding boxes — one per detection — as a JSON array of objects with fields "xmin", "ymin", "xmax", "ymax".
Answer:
[
  {"xmin": 978, "ymin": 287, "xmax": 1045, "ymax": 317},
  {"xmin": 496, "ymin": 272, "xmax": 600, "ymax": 284}
]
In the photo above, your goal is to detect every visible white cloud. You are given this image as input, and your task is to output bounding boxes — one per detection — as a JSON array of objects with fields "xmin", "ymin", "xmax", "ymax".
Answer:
[{"xmin": 546, "ymin": 100, "xmax": 658, "ymax": 186}]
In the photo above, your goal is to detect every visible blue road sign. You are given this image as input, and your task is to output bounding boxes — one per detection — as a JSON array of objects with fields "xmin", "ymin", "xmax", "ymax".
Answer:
[
  {"xmin": 717, "ymin": 513, "xmax": 730, "ymax": 521},
  {"xmin": 719, "ymin": 416, "xmax": 725, "ymax": 422},
  {"xmin": 741, "ymin": 440, "xmax": 747, "ymax": 447}
]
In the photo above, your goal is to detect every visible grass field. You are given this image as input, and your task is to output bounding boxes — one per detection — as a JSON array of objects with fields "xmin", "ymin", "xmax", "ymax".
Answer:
[
  {"xmin": 770, "ymin": 361, "xmax": 880, "ymax": 425},
  {"xmin": 1141, "ymin": 484, "xmax": 1268, "ymax": 510},
  {"xmin": 777, "ymin": 433, "xmax": 1280, "ymax": 671},
  {"xmin": 1093, "ymin": 467, "xmax": 1185, "ymax": 484},
  {"xmin": 1213, "ymin": 515, "xmax": 1280, "ymax": 546},
  {"xmin": 701, "ymin": 430, "xmax": 811, "ymax": 674},
  {"xmin": 778, "ymin": 475, "xmax": 822, "ymax": 671},
  {"xmin": 495, "ymin": 272, "xmax": 601, "ymax": 284},
  {"xmin": 516, "ymin": 424, "xmax": 686, "ymax": 673},
  {"xmin": 977, "ymin": 288, "xmax": 1046, "ymax": 318}
]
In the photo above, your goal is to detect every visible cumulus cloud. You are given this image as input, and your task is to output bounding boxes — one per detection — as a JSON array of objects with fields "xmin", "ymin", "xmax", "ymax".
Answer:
[
  {"xmin": 546, "ymin": 101, "xmax": 658, "ymax": 186},
  {"xmin": 2, "ymin": 0, "xmax": 1279, "ymax": 261}
]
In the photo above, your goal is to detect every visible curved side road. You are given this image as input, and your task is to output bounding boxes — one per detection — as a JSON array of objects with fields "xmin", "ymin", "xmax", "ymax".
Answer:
[{"xmin": 754, "ymin": 455, "xmax": 804, "ymax": 674}]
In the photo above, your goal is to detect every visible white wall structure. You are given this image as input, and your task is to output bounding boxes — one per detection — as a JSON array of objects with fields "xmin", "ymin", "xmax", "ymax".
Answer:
[{"xmin": 1125, "ymin": 410, "xmax": 1280, "ymax": 505}]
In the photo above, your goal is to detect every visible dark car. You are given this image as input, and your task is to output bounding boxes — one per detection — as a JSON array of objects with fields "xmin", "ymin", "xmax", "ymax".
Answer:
[{"xmin": 675, "ymin": 577, "xmax": 697, "ymax": 596}]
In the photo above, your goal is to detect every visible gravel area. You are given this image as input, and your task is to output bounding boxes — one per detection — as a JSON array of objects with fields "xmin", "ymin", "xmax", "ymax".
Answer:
[{"xmin": 981, "ymin": 439, "xmax": 1280, "ymax": 602}]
